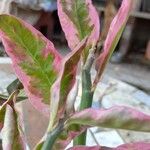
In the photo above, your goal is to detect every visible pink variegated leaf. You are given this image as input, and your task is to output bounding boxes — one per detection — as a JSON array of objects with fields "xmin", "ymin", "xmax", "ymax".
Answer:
[
  {"xmin": 98, "ymin": 1, "xmax": 117, "ymax": 44},
  {"xmin": 116, "ymin": 142, "xmax": 150, "ymax": 150},
  {"xmin": 0, "ymin": 14, "xmax": 62, "ymax": 116},
  {"xmin": 94, "ymin": 0, "xmax": 133, "ymax": 85},
  {"xmin": 0, "ymin": 91, "xmax": 18, "ymax": 130},
  {"xmin": 1, "ymin": 91, "xmax": 27, "ymax": 150},
  {"xmin": 65, "ymin": 106, "xmax": 150, "ymax": 132},
  {"xmin": 49, "ymin": 38, "xmax": 87, "ymax": 129},
  {"xmin": 1, "ymin": 104, "xmax": 27, "ymax": 150},
  {"xmin": 58, "ymin": 0, "xmax": 100, "ymax": 59},
  {"xmin": 35, "ymin": 38, "xmax": 87, "ymax": 149},
  {"xmin": 68, "ymin": 146, "xmax": 101, "ymax": 150},
  {"xmin": 53, "ymin": 106, "xmax": 150, "ymax": 150},
  {"xmin": 68, "ymin": 142, "xmax": 150, "ymax": 150}
]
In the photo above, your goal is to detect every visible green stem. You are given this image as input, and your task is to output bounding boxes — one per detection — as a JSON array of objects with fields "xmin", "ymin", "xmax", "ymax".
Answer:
[
  {"xmin": 74, "ymin": 69, "xmax": 94, "ymax": 145},
  {"xmin": 42, "ymin": 121, "xmax": 63, "ymax": 150},
  {"xmin": 74, "ymin": 47, "xmax": 96, "ymax": 145}
]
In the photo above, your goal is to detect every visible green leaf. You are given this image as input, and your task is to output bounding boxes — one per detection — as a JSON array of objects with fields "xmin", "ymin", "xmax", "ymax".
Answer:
[
  {"xmin": 49, "ymin": 38, "xmax": 87, "ymax": 130},
  {"xmin": 0, "ymin": 93, "xmax": 27, "ymax": 103},
  {"xmin": 7, "ymin": 78, "xmax": 23, "ymax": 95},
  {"xmin": 0, "ymin": 14, "xmax": 62, "ymax": 116},
  {"xmin": 58, "ymin": 0, "xmax": 100, "ymax": 59}
]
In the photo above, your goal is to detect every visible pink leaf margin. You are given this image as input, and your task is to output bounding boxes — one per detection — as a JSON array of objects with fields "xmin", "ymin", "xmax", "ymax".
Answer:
[
  {"xmin": 103, "ymin": 0, "xmax": 133, "ymax": 56},
  {"xmin": 57, "ymin": 106, "xmax": 150, "ymax": 150},
  {"xmin": 58, "ymin": 0, "xmax": 100, "ymax": 50},
  {"xmin": 0, "ymin": 14, "xmax": 62, "ymax": 116},
  {"xmin": 49, "ymin": 38, "xmax": 87, "ymax": 127},
  {"xmin": 68, "ymin": 142, "xmax": 150, "ymax": 150},
  {"xmin": 66, "ymin": 106, "xmax": 150, "ymax": 132},
  {"xmin": 95, "ymin": 0, "xmax": 133, "ymax": 84}
]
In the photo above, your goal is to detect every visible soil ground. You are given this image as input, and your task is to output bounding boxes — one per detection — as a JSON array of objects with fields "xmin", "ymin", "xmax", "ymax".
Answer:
[{"xmin": 105, "ymin": 61, "xmax": 150, "ymax": 94}]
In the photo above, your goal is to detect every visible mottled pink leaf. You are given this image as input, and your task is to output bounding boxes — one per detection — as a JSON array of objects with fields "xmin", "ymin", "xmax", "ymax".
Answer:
[
  {"xmin": 54, "ymin": 106, "xmax": 150, "ymax": 150},
  {"xmin": 49, "ymin": 38, "xmax": 87, "ymax": 129},
  {"xmin": 66, "ymin": 106, "xmax": 150, "ymax": 132},
  {"xmin": 1, "ymin": 91, "xmax": 27, "ymax": 150},
  {"xmin": 1, "ymin": 104, "xmax": 27, "ymax": 150},
  {"xmin": 95, "ymin": 0, "xmax": 133, "ymax": 85},
  {"xmin": 58, "ymin": 0, "xmax": 100, "ymax": 59},
  {"xmin": 0, "ymin": 14, "xmax": 62, "ymax": 116},
  {"xmin": 116, "ymin": 142, "xmax": 150, "ymax": 150},
  {"xmin": 0, "ymin": 91, "xmax": 18, "ymax": 130},
  {"xmin": 35, "ymin": 38, "xmax": 87, "ymax": 149},
  {"xmin": 68, "ymin": 142, "xmax": 150, "ymax": 150},
  {"xmin": 68, "ymin": 146, "xmax": 101, "ymax": 150}
]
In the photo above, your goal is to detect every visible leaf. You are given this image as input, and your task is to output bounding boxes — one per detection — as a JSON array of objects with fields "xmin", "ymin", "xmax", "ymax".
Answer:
[
  {"xmin": 35, "ymin": 139, "xmax": 44, "ymax": 150},
  {"xmin": 66, "ymin": 79, "xmax": 79, "ymax": 115},
  {"xmin": 116, "ymin": 142, "xmax": 150, "ymax": 150},
  {"xmin": 0, "ymin": 14, "xmax": 62, "ymax": 116},
  {"xmin": 0, "ymin": 91, "xmax": 27, "ymax": 149},
  {"xmin": 94, "ymin": 0, "xmax": 133, "ymax": 85},
  {"xmin": 53, "ymin": 124, "xmax": 86, "ymax": 150},
  {"xmin": 0, "ymin": 93, "xmax": 27, "ymax": 104},
  {"xmin": 68, "ymin": 142, "xmax": 150, "ymax": 150},
  {"xmin": 0, "ymin": 94, "xmax": 9, "ymax": 100},
  {"xmin": 49, "ymin": 38, "xmax": 87, "ymax": 130},
  {"xmin": 97, "ymin": 0, "xmax": 117, "ymax": 49},
  {"xmin": 1, "ymin": 104, "xmax": 27, "ymax": 150},
  {"xmin": 35, "ymin": 39, "xmax": 87, "ymax": 150},
  {"xmin": 65, "ymin": 106, "xmax": 150, "ymax": 132},
  {"xmin": 68, "ymin": 146, "xmax": 101, "ymax": 150},
  {"xmin": 0, "ymin": 105, "xmax": 6, "ymax": 130},
  {"xmin": 52, "ymin": 104, "xmax": 150, "ymax": 149},
  {"xmin": 7, "ymin": 78, "xmax": 23, "ymax": 95},
  {"xmin": 52, "ymin": 105, "xmax": 150, "ymax": 150},
  {"xmin": 0, "ymin": 91, "xmax": 18, "ymax": 130},
  {"xmin": 0, "ymin": 94, "xmax": 8, "ymax": 105},
  {"xmin": 58, "ymin": 0, "xmax": 100, "ymax": 59}
]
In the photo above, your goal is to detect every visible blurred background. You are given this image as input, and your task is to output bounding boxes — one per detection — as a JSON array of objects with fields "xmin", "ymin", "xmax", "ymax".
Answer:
[{"xmin": 0, "ymin": 0, "xmax": 150, "ymax": 149}]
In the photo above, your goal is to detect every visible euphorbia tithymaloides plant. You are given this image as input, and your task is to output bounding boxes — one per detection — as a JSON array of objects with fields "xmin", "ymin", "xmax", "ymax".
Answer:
[{"xmin": 0, "ymin": 0, "xmax": 150, "ymax": 150}]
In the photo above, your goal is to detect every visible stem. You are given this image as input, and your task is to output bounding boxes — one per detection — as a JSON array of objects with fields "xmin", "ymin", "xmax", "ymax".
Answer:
[
  {"xmin": 42, "ymin": 121, "xmax": 63, "ymax": 150},
  {"xmin": 80, "ymin": 69, "xmax": 94, "ymax": 111},
  {"xmin": 74, "ymin": 69, "xmax": 94, "ymax": 145},
  {"xmin": 74, "ymin": 46, "xmax": 96, "ymax": 145}
]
